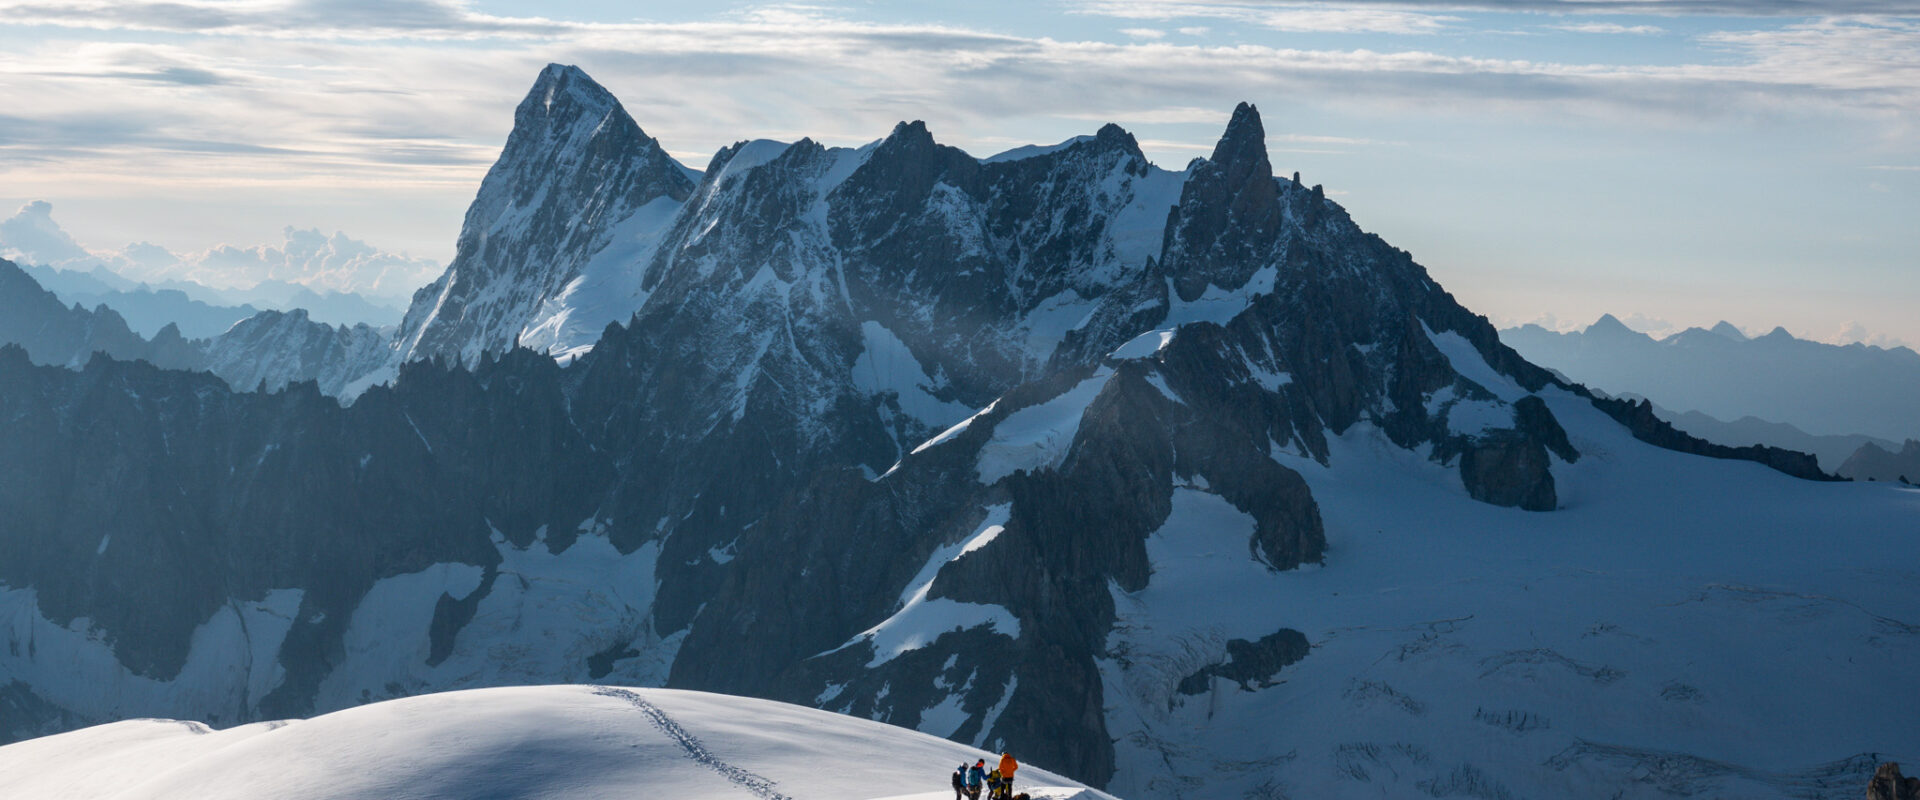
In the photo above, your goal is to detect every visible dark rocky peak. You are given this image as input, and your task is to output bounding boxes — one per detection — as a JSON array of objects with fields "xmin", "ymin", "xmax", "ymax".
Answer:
[
  {"xmin": 1211, "ymin": 102, "xmax": 1272, "ymax": 178},
  {"xmin": 1160, "ymin": 102, "xmax": 1286, "ymax": 301},
  {"xmin": 1094, "ymin": 121, "xmax": 1134, "ymax": 147},
  {"xmin": 828, "ymin": 120, "xmax": 983, "ymax": 253},
  {"xmin": 885, "ymin": 119, "xmax": 937, "ymax": 153},
  {"xmin": 1760, "ymin": 325, "xmax": 1795, "ymax": 341},
  {"xmin": 1709, "ymin": 320, "xmax": 1747, "ymax": 340}
]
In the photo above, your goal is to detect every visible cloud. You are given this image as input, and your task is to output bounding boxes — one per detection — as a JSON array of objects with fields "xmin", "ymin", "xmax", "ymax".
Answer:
[
  {"xmin": 1074, "ymin": 2, "xmax": 1460, "ymax": 34},
  {"xmin": 1121, "ymin": 27, "xmax": 1168, "ymax": 38},
  {"xmin": 1177, "ymin": 26, "xmax": 1212, "ymax": 35},
  {"xmin": 0, "ymin": 199, "xmax": 438, "ymax": 295},
  {"xmin": 1826, "ymin": 320, "xmax": 1914, "ymax": 349},
  {"xmin": 1549, "ymin": 22, "xmax": 1666, "ymax": 34},
  {"xmin": 1072, "ymin": 0, "xmax": 1920, "ymax": 17},
  {"xmin": 0, "ymin": 0, "xmax": 573, "ymax": 39},
  {"xmin": 1, "ymin": 2, "xmax": 1916, "ymax": 220},
  {"xmin": 186, "ymin": 226, "xmax": 442, "ymax": 295},
  {"xmin": 0, "ymin": 200, "xmax": 92, "ymax": 265}
]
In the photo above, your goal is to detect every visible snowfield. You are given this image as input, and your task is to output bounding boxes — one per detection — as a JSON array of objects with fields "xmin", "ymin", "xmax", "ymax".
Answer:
[
  {"xmin": 1098, "ymin": 378, "xmax": 1920, "ymax": 799},
  {"xmin": 0, "ymin": 685, "xmax": 1110, "ymax": 800}
]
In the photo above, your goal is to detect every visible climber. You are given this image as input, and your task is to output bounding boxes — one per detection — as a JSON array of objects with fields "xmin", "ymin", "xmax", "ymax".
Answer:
[
  {"xmin": 966, "ymin": 759, "xmax": 986, "ymax": 800},
  {"xmin": 951, "ymin": 763, "xmax": 968, "ymax": 800},
  {"xmin": 998, "ymin": 751, "xmax": 1019, "ymax": 798}
]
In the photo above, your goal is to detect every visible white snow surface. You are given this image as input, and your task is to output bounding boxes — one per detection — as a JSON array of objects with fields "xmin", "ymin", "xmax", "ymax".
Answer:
[
  {"xmin": 852, "ymin": 320, "xmax": 973, "ymax": 430},
  {"xmin": 315, "ymin": 527, "xmax": 672, "ymax": 709},
  {"xmin": 838, "ymin": 504, "xmax": 1021, "ymax": 667},
  {"xmin": 1099, "ymin": 386, "xmax": 1920, "ymax": 799},
  {"xmin": 1108, "ymin": 329, "xmax": 1174, "ymax": 360},
  {"xmin": 518, "ymin": 194, "xmax": 683, "ymax": 360},
  {"xmin": 0, "ymin": 685, "xmax": 1111, "ymax": 800},
  {"xmin": 1426, "ymin": 320, "xmax": 1525, "ymax": 402},
  {"xmin": 975, "ymin": 367, "xmax": 1114, "ymax": 483}
]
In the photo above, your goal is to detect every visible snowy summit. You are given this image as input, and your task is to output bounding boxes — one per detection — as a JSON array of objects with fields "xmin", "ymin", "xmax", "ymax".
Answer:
[{"xmin": 0, "ymin": 685, "xmax": 1107, "ymax": 800}]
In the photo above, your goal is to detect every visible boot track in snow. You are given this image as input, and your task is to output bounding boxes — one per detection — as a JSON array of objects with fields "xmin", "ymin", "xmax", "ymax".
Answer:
[{"xmin": 592, "ymin": 687, "xmax": 797, "ymax": 800}]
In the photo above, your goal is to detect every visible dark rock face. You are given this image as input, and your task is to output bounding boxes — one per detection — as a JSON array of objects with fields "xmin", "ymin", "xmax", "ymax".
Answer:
[
  {"xmin": 0, "ymin": 680, "xmax": 73, "ymax": 744},
  {"xmin": 1177, "ymin": 630, "xmax": 1311, "ymax": 694},
  {"xmin": 1460, "ymin": 432, "xmax": 1557, "ymax": 511},
  {"xmin": 1163, "ymin": 102, "xmax": 1284, "ymax": 302},
  {"xmin": 1869, "ymin": 762, "xmax": 1920, "ymax": 800},
  {"xmin": 1592, "ymin": 396, "xmax": 1839, "ymax": 481}
]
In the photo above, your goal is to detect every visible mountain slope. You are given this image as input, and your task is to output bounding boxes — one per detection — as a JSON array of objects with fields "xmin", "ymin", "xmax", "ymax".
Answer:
[
  {"xmin": 0, "ymin": 65, "xmax": 1912, "ymax": 800},
  {"xmin": 0, "ymin": 685, "xmax": 1109, "ymax": 800},
  {"xmin": 0, "ymin": 258, "xmax": 200, "ymax": 370},
  {"xmin": 203, "ymin": 309, "xmax": 388, "ymax": 396},
  {"xmin": 391, "ymin": 64, "xmax": 696, "ymax": 366}
]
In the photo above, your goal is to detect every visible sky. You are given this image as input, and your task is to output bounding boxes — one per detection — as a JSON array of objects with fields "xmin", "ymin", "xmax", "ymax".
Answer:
[{"xmin": 0, "ymin": 0, "xmax": 1915, "ymax": 345}]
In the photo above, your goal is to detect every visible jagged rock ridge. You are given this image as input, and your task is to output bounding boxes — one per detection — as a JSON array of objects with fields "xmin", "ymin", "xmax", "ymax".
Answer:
[{"xmin": 1, "ymin": 65, "xmax": 1908, "ymax": 800}]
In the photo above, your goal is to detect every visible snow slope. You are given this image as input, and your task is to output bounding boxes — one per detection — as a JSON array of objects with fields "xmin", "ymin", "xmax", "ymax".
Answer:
[
  {"xmin": 1099, "ymin": 382, "xmax": 1920, "ymax": 799},
  {"xmin": 0, "ymin": 685, "xmax": 1110, "ymax": 800}
]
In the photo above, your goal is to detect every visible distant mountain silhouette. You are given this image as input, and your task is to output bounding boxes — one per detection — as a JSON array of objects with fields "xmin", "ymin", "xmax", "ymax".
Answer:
[
  {"xmin": 1652, "ymin": 406, "xmax": 1898, "ymax": 472},
  {"xmin": 1501, "ymin": 315, "xmax": 1920, "ymax": 442},
  {"xmin": 1838, "ymin": 439, "xmax": 1920, "ymax": 483},
  {"xmin": 21, "ymin": 262, "xmax": 401, "ymax": 337}
]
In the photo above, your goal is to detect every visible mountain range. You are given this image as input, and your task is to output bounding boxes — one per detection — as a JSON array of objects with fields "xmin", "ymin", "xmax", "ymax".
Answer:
[
  {"xmin": 0, "ymin": 64, "xmax": 1912, "ymax": 799},
  {"xmin": 1501, "ymin": 315, "xmax": 1920, "ymax": 444},
  {"xmin": 0, "ymin": 258, "xmax": 388, "ymax": 396},
  {"xmin": 20, "ymin": 261, "xmax": 404, "ymax": 337}
]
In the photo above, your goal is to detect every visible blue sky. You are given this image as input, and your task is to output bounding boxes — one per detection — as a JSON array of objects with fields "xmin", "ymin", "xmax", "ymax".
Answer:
[{"xmin": 0, "ymin": 0, "xmax": 1915, "ymax": 344}]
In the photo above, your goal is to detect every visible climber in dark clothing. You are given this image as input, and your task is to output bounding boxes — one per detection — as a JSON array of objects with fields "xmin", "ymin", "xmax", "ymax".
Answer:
[{"xmin": 951, "ymin": 763, "xmax": 968, "ymax": 800}]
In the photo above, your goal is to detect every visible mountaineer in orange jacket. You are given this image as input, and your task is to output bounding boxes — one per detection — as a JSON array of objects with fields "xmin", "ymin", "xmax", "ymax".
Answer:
[{"xmin": 998, "ymin": 752, "xmax": 1018, "ymax": 798}]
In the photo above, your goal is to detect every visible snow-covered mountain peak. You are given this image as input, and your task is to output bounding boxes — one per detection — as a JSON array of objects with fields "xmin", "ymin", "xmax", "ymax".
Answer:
[
  {"xmin": 527, "ymin": 63, "xmax": 615, "ymax": 117},
  {"xmin": 389, "ymin": 64, "xmax": 695, "ymax": 367}
]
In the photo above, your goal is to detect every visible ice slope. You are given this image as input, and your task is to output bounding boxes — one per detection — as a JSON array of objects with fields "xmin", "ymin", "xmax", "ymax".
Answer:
[
  {"xmin": 1099, "ymin": 380, "xmax": 1920, "ymax": 799},
  {"xmin": 0, "ymin": 686, "xmax": 1111, "ymax": 800}
]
